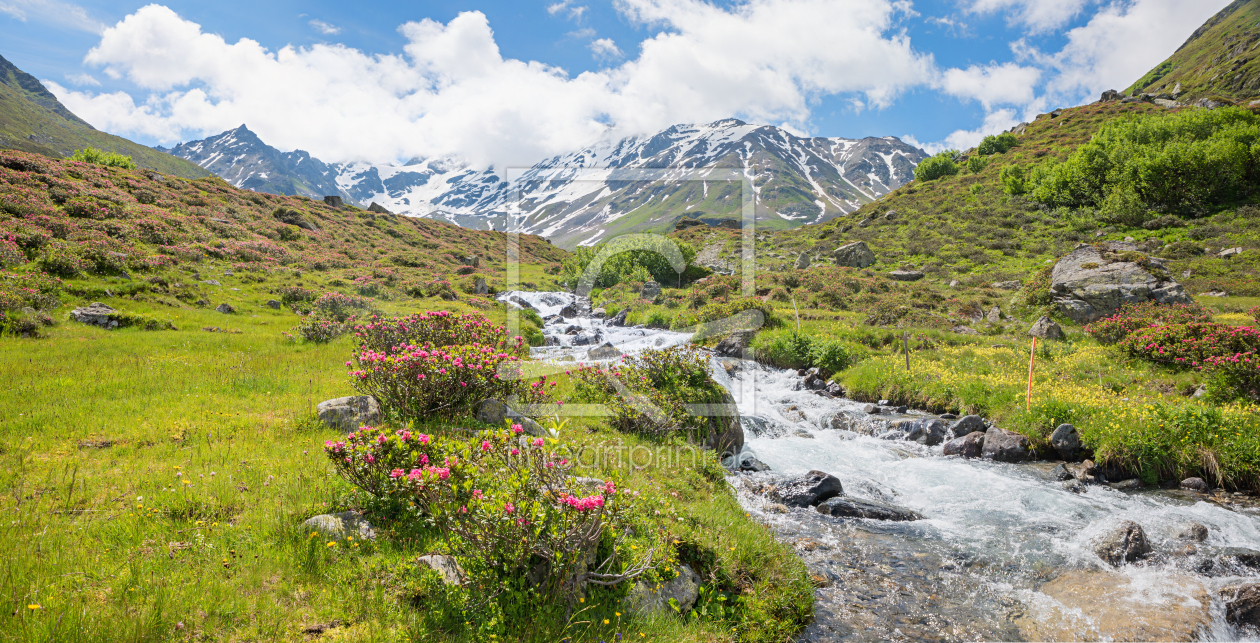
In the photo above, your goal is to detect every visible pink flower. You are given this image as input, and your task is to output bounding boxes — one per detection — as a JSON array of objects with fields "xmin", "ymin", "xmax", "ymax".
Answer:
[
  {"xmin": 504, "ymin": 502, "xmax": 515, "ymax": 514},
  {"xmin": 510, "ymin": 448, "xmax": 520, "ymax": 455},
  {"xmin": 473, "ymin": 489, "xmax": 484, "ymax": 499},
  {"xmin": 480, "ymin": 440, "xmax": 491, "ymax": 452},
  {"xmin": 418, "ymin": 434, "xmax": 430, "ymax": 445},
  {"xmin": 604, "ymin": 480, "xmax": 617, "ymax": 496},
  {"xmin": 419, "ymin": 454, "xmax": 429, "ymax": 465},
  {"xmin": 512, "ymin": 424, "xmax": 523, "ymax": 435},
  {"xmin": 532, "ymin": 438, "xmax": 544, "ymax": 448},
  {"xmin": 390, "ymin": 469, "xmax": 404, "ymax": 478}
]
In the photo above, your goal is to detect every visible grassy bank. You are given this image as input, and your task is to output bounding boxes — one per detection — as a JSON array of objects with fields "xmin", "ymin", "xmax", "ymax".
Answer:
[{"xmin": 0, "ymin": 278, "xmax": 811, "ymax": 642}]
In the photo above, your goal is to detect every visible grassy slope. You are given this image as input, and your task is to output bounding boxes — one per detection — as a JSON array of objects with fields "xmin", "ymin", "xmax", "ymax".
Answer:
[
  {"xmin": 1124, "ymin": 0, "xmax": 1260, "ymax": 102},
  {"xmin": 0, "ymin": 150, "xmax": 567, "ymax": 292},
  {"xmin": 0, "ymin": 55, "xmax": 211, "ymax": 180}
]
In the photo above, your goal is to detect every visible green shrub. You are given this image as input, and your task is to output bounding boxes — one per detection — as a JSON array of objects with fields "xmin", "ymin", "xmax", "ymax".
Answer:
[
  {"xmin": 560, "ymin": 237, "xmax": 698, "ymax": 289},
  {"xmin": 1118, "ymin": 322, "xmax": 1260, "ymax": 368},
  {"xmin": 966, "ymin": 155, "xmax": 989, "ymax": 174},
  {"xmin": 1028, "ymin": 107, "xmax": 1260, "ymax": 216},
  {"xmin": 808, "ymin": 339, "xmax": 853, "ymax": 376},
  {"xmin": 977, "ymin": 132, "xmax": 1018, "ymax": 156},
  {"xmin": 68, "ymin": 148, "xmax": 137, "ymax": 170},
  {"xmin": 1000, "ymin": 165, "xmax": 1027, "ymax": 195},
  {"xmin": 573, "ymin": 346, "xmax": 728, "ymax": 442},
  {"xmin": 914, "ymin": 151, "xmax": 960, "ymax": 182}
]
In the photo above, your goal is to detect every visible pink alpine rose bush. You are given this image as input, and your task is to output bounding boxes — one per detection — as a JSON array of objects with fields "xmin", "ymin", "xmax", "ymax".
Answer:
[
  {"xmin": 348, "ymin": 340, "xmax": 547, "ymax": 421},
  {"xmin": 351, "ymin": 310, "xmax": 525, "ymax": 356},
  {"xmin": 1203, "ymin": 350, "xmax": 1260, "ymax": 402},
  {"xmin": 325, "ymin": 423, "xmax": 661, "ymax": 601},
  {"xmin": 1085, "ymin": 301, "xmax": 1214, "ymax": 345},
  {"xmin": 1118, "ymin": 322, "xmax": 1260, "ymax": 369},
  {"xmin": 1250, "ymin": 305, "xmax": 1260, "ymax": 324}
]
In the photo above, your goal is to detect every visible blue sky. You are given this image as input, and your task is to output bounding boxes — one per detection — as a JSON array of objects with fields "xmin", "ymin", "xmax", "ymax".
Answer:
[{"xmin": 0, "ymin": 0, "xmax": 1232, "ymax": 166}]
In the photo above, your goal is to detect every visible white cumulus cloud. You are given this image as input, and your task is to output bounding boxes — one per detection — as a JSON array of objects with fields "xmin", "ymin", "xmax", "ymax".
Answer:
[
  {"xmin": 308, "ymin": 19, "xmax": 340, "ymax": 35},
  {"xmin": 938, "ymin": 61, "xmax": 1041, "ymax": 109},
  {"xmin": 588, "ymin": 38, "xmax": 621, "ymax": 60},
  {"xmin": 0, "ymin": 0, "xmax": 103, "ymax": 33},
  {"xmin": 55, "ymin": 1, "xmax": 936, "ymax": 167},
  {"xmin": 962, "ymin": 0, "xmax": 1094, "ymax": 34}
]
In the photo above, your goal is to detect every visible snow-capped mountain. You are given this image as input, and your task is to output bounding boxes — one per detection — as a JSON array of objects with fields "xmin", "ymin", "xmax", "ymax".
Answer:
[{"xmin": 163, "ymin": 119, "xmax": 926, "ymax": 247}]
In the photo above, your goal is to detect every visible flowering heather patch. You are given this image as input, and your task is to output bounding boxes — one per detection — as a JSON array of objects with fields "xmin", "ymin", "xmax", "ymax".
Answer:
[
  {"xmin": 1118, "ymin": 322, "xmax": 1260, "ymax": 369},
  {"xmin": 349, "ymin": 340, "xmax": 545, "ymax": 421},
  {"xmin": 572, "ymin": 346, "xmax": 727, "ymax": 440},
  {"xmin": 324, "ymin": 424, "xmax": 657, "ymax": 600},
  {"xmin": 311, "ymin": 292, "xmax": 376, "ymax": 322},
  {"xmin": 0, "ymin": 234, "xmax": 23, "ymax": 267},
  {"xmin": 1251, "ymin": 306, "xmax": 1260, "ymax": 324},
  {"xmin": 351, "ymin": 310, "xmax": 522, "ymax": 355},
  {"xmin": 1086, "ymin": 302, "xmax": 1214, "ymax": 345}
]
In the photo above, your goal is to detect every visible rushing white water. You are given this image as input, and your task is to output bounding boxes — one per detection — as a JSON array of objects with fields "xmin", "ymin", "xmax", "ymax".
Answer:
[
  {"xmin": 511, "ymin": 291, "xmax": 1260, "ymax": 641},
  {"xmin": 498, "ymin": 290, "xmax": 692, "ymax": 361}
]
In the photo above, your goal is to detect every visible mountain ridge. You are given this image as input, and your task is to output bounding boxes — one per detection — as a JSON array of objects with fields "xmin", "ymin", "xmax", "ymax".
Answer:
[{"xmin": 166, "ymin": 119, "xmax": 926, "ymax": 247}]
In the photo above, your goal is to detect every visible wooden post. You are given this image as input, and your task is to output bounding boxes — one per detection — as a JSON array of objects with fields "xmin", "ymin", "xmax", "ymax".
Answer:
[
  {"xmin": 903, "ymin": 332, "xmax": 910, "ymax": 371},
  {"xmin": 1026, "ymin": 337, "xmax": 1037, "ymax": 411}
]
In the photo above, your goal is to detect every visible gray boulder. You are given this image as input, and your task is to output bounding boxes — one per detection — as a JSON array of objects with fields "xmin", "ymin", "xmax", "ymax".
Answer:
[
  {"xmin": 1049, "ymin": 242, "xmax": 1192, "ymax": 323},
  {"xmin": 715, "ymin": 330, "xmax": 755, "ymax": 357},
  {"xmin": 640, "ymin": 281, "xmax": 662, "ymax": 301},
  {"xmin": 1029, "ymin": 316, "xmax": 1064, "ymax": 340},
  {"xmin": 1180, "ymin": 477, "xmax": 1210, "ymax": 493},
  {"xmin": 794, "ymin": 252, "xmax": 811, "ymax": 269},
  {"xmin": 833, "ymin": 241, "xmax": 876, "ymax": 268},
  {"xmin": 317, "ymin": 396, "xmax": 382, "ymax": 431},
  {"xmin": 1066, "ymin": 459, "xmax": 1099, "ymax": 484},
  {"xmin": 949, "ymin": 415, "xmax": 986, "ymax": 437},
  {"xmin": 1090, "ymin": 520, "xmax": 1151, "ymax": 565},
  {"xmin": 904, "ymin": 419, "xmax": 949, "ymax": 446},
  {"xmin": 993, "ymin": 280, "xmax": 1021, "ymax": 290},
  {"xmin": 768, "ymin": 470, "xmax": 843, "ymax": 507},
  {"xmin": 982, "ymin": 427, "xmax": 1031, "ymax": 462},
  {"xmin": 417, "ymin": 554, "xmax": 466, "ymax": 585},
  {"xmin": 942, "ymin": 432, "xmax": 985, "ymax": 458},
  {"xmin": 572, "ymin": 330, "xmax": 601, "ymax": 346},
  {"xmin": 1050, "ymin": 423, "xmax": 1082, "ymax": 460},
  {"xmin": 738, "ymin": 454, "xmax": 772, "ymax": 472},
  {"xmin": 985, "ymin": 306, "xmax": 1002, "ymax": 323},
  {"xmin": 215, "ymin": 303, "xmax": 235, "ymax": 314},
  {"xmin": 69, "ymin": 302, "xmax": 117, "ymax": 328},
  {"xmin": 587, "ymin": 342, "xmax": 620, "ymax": 360},
  {"xmin": 1176, "ymin": 522, "xmax": 1209, "ymax": 542},
  {"xmin": 474, "ymin": 399, "xmax": 545, "ymax": 436},
  {"xmin": 627, "ymin": 564, "xmax": 700, "ymax": 614},
  {"xmin": 474, "ymin": 277, "xmax": 488, "ymax": 295},
  {"xmin": 302, "ymin": 511, "xmax": 376, "ymax": 540},
  {"xmin": 889, "ymin": 270, "xmax": 924, "ymax": 282},
  {"xmin": 816, "ymin": 496, "xmax": 922, "ymax": 521},
  {"xmin": 590, "ymin": 308, "xmax": 606, "ymax": 319},
  {"xmin": 265, "ymin": 299, "xmax": 282, "ymax": 309},
  {"xmin": 607, "ymin": 309, "xmax": 629, "ymax": 327}
]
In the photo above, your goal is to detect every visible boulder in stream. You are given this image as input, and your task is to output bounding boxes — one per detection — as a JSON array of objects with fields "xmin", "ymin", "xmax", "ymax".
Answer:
[
  {"xmin": 815, "ymin": 496, "xmax": 922, "ymax": 521},
  {"xmin": 1219, "ymin": 583, "xmax": 1260, "ymax": 629},
  {"xmin": 942, "ymin": 432, "xmax": 984, "ymax": 458},
  {"xmin": 587, "ymin": 342, "xmax": 620, "ymax": 360},
  {"xmin": 607, "ymin": 309, "xmax": 629, "ymax": 327},
  {"xmin": 1090, "ymin": 520, "xmax": 1151, "ymax": 565},
  {"xmin": 905, "ymin": 419, "xmax": 949, "ymax": 446},
  {"xmin": 1179, "ymin": 477, "xmax": 1210, "ymax": 493},
  {"xmin": 981, "ymin": 427, "xmax": 1031, "ymax": 462},
  {"xmin": 949, "ymin": 415, "xmax": 986, "ymax": 437},
  {"xmin": 1176, "ymin": 522, "xmax": 1209, "ymax": 542},
  {"xmin": 1019, "ymin": 570, "xmax": 1210, "ymax": 641},
  {"xmin": 715, "ymin": 330, "xmax": 755, "ymax": 357},
  {"xmin": 768, "ymin": 470, "xmax": 843, "ymax": 507}
]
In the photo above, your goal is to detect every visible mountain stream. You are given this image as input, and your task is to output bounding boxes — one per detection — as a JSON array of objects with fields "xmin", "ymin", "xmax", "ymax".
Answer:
[{"xmin": 502, "ymin": 290, "xmax": 1260, "ymax": 642}]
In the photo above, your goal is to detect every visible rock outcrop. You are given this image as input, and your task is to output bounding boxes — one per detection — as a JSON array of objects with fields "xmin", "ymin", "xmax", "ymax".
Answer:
[
  {"xmin": 942, "ymin": 432, "xmax": 985, "ymax": 458},
  {"xmin": 1049, "ymin": 242, "xmax": 1191, "ymax": 323},
  {"xmin": 1091, "ymin": 520, "xmax": 1151, "ymax": 565},
  {"xmin": 982, "ymin": 427, "xmax": 1031, "ymax": 462},
  {"xmin": 302, "ymin": 511, "xmax": 376, "ymax": 540},
  {"xmin": 69, "ymin": 302, "xmax": 117, "ymax": 328}
]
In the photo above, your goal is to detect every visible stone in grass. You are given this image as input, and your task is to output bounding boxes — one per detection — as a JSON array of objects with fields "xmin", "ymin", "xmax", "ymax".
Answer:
[
  {"xmin": 417, "ymin": 554, "xmax": 467, "ymax": 585},
  {"xmin": 626, "ymin": 564, "xmax": 700, "ymax": 614},
  {"xmin": 475, "ymin": 398, "xmax": 545, "ymax": 436},
  {"xmin": 1029, "ymin": 316, "xmax": 1065, "ymax": 340},
  {"xmin": 302, "ymin": 511, "xmax": 375, "ymax": 540},
  {"xmin": 266, "ymin": 299, "xmax": 282, "ymax": 309},
  {"xmin": 1050, "ymin": 423, "xmax": 1082, "ymax": 460},
  {"xmin": 768, "ymin": 470, "xmax": 843, "ymax": 508},
  {"xmin": 215, "ymin": 303, "xmax": 235, "ymax": 314},
  {"xmin": 317, "ymin": 396, "xmax": 382, "ymax": 432},
  {"xmin": 69, "ymin": 302, "xmax": 117, "ymax": 328}
]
